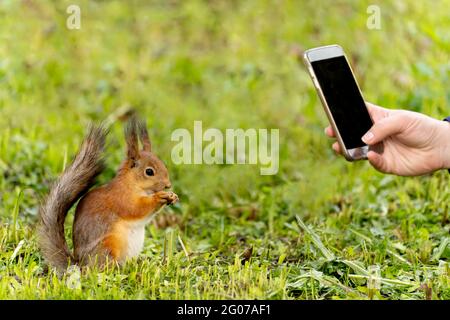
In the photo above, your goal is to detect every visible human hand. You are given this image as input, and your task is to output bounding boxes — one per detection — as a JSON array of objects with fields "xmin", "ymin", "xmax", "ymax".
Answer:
[{"xmin": 325, "ymin": 102, "xmax": 450, "ymax": 176}]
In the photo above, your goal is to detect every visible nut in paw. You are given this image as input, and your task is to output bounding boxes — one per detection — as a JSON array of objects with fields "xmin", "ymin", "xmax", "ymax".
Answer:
[{"xmin": 156, "ymin": 191, "xmax": 179, "ymax": 205}]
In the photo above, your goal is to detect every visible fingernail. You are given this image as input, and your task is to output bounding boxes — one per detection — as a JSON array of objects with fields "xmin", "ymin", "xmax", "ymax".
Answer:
[{"xmin": 362, "ymin": 131, "xmax": 374, "ymax": 143}]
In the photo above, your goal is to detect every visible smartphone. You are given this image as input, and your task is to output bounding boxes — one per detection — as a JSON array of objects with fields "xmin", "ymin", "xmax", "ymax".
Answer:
[{"xmin": 303, "ymin": 44, "xmax": 373, "ymax": 161}]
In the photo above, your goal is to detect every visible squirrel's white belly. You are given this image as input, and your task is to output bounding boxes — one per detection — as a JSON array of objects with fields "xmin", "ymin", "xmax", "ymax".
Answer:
[
  {"xmin": 124, "ymin": 224, "xmax": 145, "ymax": 259},
  {"xmin": 120, "ymin": 211, "xmax": 163, "ymax": 261},
  {"xmin": 123, "ymin": 214, "xmax": 159, "ymax": 260}
]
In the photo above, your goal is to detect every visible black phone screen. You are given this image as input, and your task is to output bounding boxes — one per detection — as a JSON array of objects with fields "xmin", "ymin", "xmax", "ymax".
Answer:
[{"xmin": 311, "ymin": 56, "xmax": 373, "ymax": 149}]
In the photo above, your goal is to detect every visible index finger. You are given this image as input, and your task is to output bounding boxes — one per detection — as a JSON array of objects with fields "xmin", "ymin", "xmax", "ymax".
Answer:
[{"xmin": 324, "ymin": 126, "xmax": 336, "ymax": 138}]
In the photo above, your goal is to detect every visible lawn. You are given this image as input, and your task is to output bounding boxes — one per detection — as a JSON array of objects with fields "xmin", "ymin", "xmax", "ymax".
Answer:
[{"xmin": 0, "ymin": 0, "xmax": 449, "ymax": 299}]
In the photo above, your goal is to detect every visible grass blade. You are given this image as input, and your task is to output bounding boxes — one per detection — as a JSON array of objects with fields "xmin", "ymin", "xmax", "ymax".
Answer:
[{"xmin": 296, "ymin": 215, "xmax": 335, "ymax": 261}]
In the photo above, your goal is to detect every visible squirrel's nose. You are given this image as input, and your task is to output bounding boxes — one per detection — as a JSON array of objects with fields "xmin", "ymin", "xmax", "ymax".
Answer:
[{"xmin": 165, "ymin": 182, "xmax": 171, "ymax": 189}]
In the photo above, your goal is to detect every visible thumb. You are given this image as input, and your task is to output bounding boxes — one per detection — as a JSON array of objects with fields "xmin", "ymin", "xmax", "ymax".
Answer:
[
  {"xmin": 361, "ymin": 114, "xmax": 406, "ymax": 145},
  {"xmin": 367, "ymin": 150, "xmax": 389, "ymax": 174}
]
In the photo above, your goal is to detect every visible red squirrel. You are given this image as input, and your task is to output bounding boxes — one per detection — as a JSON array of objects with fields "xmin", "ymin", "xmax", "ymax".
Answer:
[{"xmin": 37, "ymin": 117, "xmax": 178, "ymax": 272}]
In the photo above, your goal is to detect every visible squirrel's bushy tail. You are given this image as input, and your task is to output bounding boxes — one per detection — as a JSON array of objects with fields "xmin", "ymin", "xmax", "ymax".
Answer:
[{"xmin": 37, "ymin": 125, "xmax": 107, "ymax": 272}]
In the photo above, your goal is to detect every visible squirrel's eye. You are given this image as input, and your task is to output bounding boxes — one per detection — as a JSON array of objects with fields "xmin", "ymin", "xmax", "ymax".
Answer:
[{"xmin": 145, "ymin": 168, "xmax": 155, "ymax": 176}]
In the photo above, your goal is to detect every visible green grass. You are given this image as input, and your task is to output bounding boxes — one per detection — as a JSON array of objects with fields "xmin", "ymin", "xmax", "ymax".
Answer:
[{"xmin": 0, "ymin": 0, "xmax": 449, "ymax": 299}]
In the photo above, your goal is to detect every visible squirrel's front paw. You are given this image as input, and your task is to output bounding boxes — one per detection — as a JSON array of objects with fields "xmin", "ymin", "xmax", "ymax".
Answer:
[{"xmin": 155, "ymin": 191, "xmax": 179, "ymax": 205}]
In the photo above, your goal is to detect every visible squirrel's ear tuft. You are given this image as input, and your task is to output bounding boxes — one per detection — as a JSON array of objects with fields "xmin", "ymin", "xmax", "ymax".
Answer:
[
  {"xmin": 138, "ymin": 119, "xmax": 152, "ymax": 152},
  {"xmin": 125, "ymin": 116, "xmax": 139, "ymax": 166}
]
